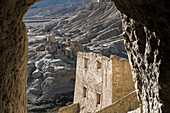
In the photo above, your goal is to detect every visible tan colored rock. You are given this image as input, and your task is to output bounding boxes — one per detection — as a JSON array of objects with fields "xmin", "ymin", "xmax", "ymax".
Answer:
[
  {"xmin": 32, "ymin": 70, "xmax": 43, "ymax": 78},
  {"xmin": 0, "ymin": 0, "xmax": 41, "ymax": 112}
]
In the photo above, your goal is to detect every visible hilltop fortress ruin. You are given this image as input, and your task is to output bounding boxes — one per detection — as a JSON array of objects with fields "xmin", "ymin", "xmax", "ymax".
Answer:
[
  {"xmin": 0, "ymin": 0, "xmax": 169, "ymax": 112},
  {"xmin": 58, "ymin": 52, "xmax": 140, "ymax": 113}
]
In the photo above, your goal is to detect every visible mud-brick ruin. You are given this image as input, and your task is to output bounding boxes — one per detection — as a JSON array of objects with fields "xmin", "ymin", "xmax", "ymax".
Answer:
[
  {"xmin": 58, "ymin": 52, "xmax": 139, "ymax": 113},
  {"xmin": 0, "ymin": 0, "xmax": 169, "ymax": 113}
]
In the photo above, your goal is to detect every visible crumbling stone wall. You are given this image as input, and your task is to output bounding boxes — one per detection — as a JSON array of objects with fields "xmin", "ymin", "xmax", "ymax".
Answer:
[
  {"xmin": 58, "ymin": 103, "xmax": 80, "ymax": 113},
  {"xmin": 74, "ymin": 52, "xmax": 113, "ymax": 113},
  {"xmin": 96, "ymin": 91, "xmax": 140, "ymax": 113},
  {"xmin": 111, "ymin": 56, "xmax": 135, "ymax": 103},
  {"xmin": 74, "ymin": 52, "xmax": 135, "ymax": 113},
  {"xmin": 0, "ymin": 0, "xmax": 40, "ymax": 113},
  {"xmin": 111, "ymin": 0, "xmax": 170, "ymax": 112}
]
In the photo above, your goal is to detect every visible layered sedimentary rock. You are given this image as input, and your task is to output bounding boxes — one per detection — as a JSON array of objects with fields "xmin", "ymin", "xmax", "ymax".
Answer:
[{"xmin": 112, "ymin": 0, "xmax": 170, "ymax": 112}]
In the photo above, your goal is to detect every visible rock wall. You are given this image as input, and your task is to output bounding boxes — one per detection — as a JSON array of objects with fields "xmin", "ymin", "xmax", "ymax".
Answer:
[
  {"xmin": 96, "ymin": 91, "xmax": 140, "ymax": 113},
  {"xmin": 112, "ymin": 0, "xmax": 170, "ymax": 112},
  {"xmin": 58, "ymin": 103, "xmax": 80, "ymax": 113},
  {"xmin": 0, "ymin": 0, "xmax": 40, "ymax": 113}
]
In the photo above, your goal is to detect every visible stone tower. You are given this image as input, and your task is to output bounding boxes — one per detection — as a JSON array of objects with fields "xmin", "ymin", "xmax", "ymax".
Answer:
[{"xmin": 73, "ymin": 52, "xmax": 135, "ymax": 113}]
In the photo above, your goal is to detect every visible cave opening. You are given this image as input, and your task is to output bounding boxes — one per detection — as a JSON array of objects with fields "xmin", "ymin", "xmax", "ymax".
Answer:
[{"xmin": 1, "ymin": 0, "xmax": 169, "ymax": 113}]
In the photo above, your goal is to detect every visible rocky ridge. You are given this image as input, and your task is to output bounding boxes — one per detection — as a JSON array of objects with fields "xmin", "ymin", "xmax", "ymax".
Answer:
[
  {"xmin": 25, "ymin": 2, "xmax": 90, "ymax": 18},
  {"xmin": 29, "ymin": 1, "xmax": 126, "ymax": 57}
]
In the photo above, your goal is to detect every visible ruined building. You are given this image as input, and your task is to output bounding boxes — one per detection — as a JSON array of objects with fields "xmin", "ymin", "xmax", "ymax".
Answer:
[
  {"xmin": 58, "ymin": 52, "xmax": 139, "ymax": 113},
  {"xmin": 0, "ymin": 0, "xmax": 169, "ymax": 113}
]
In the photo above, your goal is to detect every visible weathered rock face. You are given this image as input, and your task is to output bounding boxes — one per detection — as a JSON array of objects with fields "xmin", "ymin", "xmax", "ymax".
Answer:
[
  {"xmin": 0, "ymin": 0, "xmax": 40, "ymax": 113},
  {"xmin": 112, "ymin": 0, "xmax": 170, "ymax": 112}
]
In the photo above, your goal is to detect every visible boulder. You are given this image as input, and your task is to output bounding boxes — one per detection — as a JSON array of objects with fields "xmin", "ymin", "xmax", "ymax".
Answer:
[
  {"xmin": 32, "ymin": 70, "xmax": 43, "ymax": 78},
  {"xmin": 36, "ymin": 44, "xmax": 45, "ymax": 51},
  {"xmin": 45, "ymin": 45, "xmax": 56, "ymax": 54},
  {"xmin": 27, "ymin": 62, "xmax": 36, "ymax": 78}
]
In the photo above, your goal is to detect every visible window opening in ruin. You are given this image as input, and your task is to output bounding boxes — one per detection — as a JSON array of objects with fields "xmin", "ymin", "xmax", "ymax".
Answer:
[
  {"xmin": 96, "ymin": 93, "xmax": 101, "ymax": 105},
  {"xmin": 97, "ymin": 61, "xmax": 101, "ymax": 69},
  {"xmin": 84, "ymin": 58, "xmax": 88, "ymax": 68},
  {"xmin": 83, "ymin": 86, "xmax": 87, "ymax": 98}
]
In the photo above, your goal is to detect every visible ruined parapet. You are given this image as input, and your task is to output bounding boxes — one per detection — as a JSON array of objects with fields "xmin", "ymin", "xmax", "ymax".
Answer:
[
  {"xmin": 58, "ymin": 103, "xmax": 80, "ymax": 113},
  {"xmin": 73, "ymin": 52, "xmax": 136, "ymax": 113},
  {"xmin": 96, "ymin": 91, "xmax": 140, "ymax": 113}
]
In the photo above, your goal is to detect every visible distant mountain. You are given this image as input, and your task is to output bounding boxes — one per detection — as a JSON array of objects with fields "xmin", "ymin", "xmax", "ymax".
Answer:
[
  {"xmin": 32, "ymin": 0, "xmax": 93, "ymax": 8},
  {"xmin": 25, "ymin": 2, "xmax": 89, "ymax": 18}
]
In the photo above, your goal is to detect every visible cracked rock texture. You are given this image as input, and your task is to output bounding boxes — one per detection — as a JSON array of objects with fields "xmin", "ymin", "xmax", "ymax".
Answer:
[{"xmin": 113, "ymin": 0, "xmax": 170, "ymax": 112}]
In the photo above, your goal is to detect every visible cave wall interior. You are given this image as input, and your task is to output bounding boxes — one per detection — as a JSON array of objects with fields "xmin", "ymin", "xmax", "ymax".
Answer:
[
  {"xmin": 0, "ymin": 0, "xmax": 41, "ymax": 113},
  {"xmin": 123, "ymin": 15, "xmax": 162, "ymax": 112},
  {"xmin": 113, "ymin": 0, "xmax": 170, "ymax": 112}
]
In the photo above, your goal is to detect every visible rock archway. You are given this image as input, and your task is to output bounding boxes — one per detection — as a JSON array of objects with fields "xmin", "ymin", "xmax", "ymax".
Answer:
[{"xmin": 0, "ymin": 0, "xmax": 169, "ymax": 113}]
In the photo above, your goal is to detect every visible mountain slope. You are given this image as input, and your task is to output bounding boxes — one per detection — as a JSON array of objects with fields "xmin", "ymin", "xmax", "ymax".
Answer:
[
  {"xmin": 30, "ymin": 2, "xmax": 126, "ymax": 57},
  {"xmin": 32, "ymin": 0, "xmax": 92, "ymax": 8},
  {"xmin": 25, "ymin": 2, "xmax": 89, "ymax": 18},
  {"xmin": 26, "ymin": 1, "xmax": 127, "ymax": 112}
]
